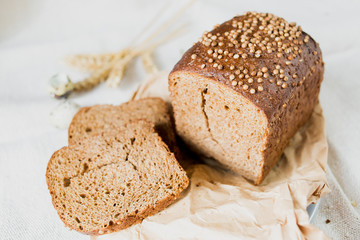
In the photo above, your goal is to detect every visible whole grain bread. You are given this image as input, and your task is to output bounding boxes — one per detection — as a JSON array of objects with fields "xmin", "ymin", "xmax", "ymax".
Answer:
[
  {"xmin": 46, "ymin": 121, "xmax": 189, "ymax": 235},
  {"xmin": 169, "ymin": 12, "xmax": 324, "ymax": 184},
  {"xmin": 68, "ymin": 98, "xmax": 178, "ymax": 156}
]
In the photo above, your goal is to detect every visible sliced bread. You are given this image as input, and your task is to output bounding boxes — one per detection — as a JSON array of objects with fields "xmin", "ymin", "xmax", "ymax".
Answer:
[
  {"xmin": 46, "ymin": 121, "xmax": 189, "ymax": 235},
  {"xmin": 68, "ymin": 98, "xmax": 177, "ymax": 155}
]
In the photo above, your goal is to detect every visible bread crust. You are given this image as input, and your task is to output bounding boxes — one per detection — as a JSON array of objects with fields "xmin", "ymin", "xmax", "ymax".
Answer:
[
  {"xmin": 169, "ymin": 12, "xmax": 324, "ymax": 184},
  {"xmin": 170, "ymin": 22, "xmax": 323, "ymax": 120}
]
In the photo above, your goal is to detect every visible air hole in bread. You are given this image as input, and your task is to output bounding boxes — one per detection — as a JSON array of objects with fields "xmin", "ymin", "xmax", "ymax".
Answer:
[
  {"xmin": 75, "ymin": 217, "xmax": 81, "ymax": 223},
  {"xmin": 63, "ymin": 178, "xmax": 71, "ymax": 187},
  {"xmin": 224, "ymin": 105, "xmax": 229, "ymax": 110},
  {"xmin": 130, "ymin": 137, "xmax": 135, "ymax": 144},
  {"xmin": 80, "ymin": 194, "xmax": 86, "ymax": 198},
  {"xmin": 109, "ymin": 220, "xmax": 114, "ymax": 226},
  {"xmin": 81, "ymin": 163, "xmax": 89, "ymax": 174},
  {"xmin": 85, "ymin": 128, "xmax": 92, "ymax": 133}
]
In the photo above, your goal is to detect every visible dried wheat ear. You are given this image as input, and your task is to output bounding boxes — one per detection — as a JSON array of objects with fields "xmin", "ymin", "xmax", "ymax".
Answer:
[{"xmin": 48, "ymin": 1, "xmax": 193, "ymax": 98}]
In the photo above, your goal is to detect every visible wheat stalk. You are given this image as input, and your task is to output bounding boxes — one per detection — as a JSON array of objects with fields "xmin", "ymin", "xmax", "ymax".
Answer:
[
  {"xmin": 65, "ymin": 49, "xmax": 129, "ymax": 72},
  {"xmin": 50, "ymin": 0, "xmax": 195, "ymax": 97},
  {"xmin": 141, "ymin": 51, "xmax": 158, "ymax": 75}
]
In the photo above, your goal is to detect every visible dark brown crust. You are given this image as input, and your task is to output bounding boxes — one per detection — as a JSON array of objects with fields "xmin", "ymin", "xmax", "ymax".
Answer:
[
  {"xmin": 170, "ymin": 13, "xmax": 324, "ymax": 184},
  {"xmin": 170, "ymin": 21, "xmax": 323, "ymax": 119}
]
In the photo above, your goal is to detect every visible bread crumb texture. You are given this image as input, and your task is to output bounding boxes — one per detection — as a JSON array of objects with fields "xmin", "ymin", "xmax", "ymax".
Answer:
[
  {"xmin": 68, "ymin": 98, "xmax": 176, "ymax": 153},
  {"xmin": 46, "ymin": 121, "xmax": 188, "ymax": 235}
]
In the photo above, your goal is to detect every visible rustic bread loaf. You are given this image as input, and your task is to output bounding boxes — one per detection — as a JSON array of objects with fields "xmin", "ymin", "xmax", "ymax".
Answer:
[
  {"xmin": 46, "ymin": 121, "xmax": 189, "ymax": 235},
  {"xmin": 68, "ymin": 98, "xmax": 177, "ymax": 155},
  {"xmin": 169, "ymin": 12, "xmax": 324, "ymax": 184}
]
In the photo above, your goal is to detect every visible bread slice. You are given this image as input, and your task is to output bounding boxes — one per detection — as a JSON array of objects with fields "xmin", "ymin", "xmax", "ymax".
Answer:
[
  {"xmin": 169, "ymin": 12, "xmax": 323, "ymax": 184},
  {"xmin": 46, "ymin": 121, "xmax": 189, "ymax": 235},
  {"xmin": 68, "ymin": 98, "xmax": 177, "ymax": 155}
]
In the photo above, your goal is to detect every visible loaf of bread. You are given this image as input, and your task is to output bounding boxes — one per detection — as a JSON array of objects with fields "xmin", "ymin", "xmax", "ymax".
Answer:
[
  {"xmin": 169, "ymin": 12, "xmax": 324, "ymax": 184},
  {"xmin": 46, "ymin": 121, "xmax": 189, "ymax": 235},
  {"xmin": 68, "ymin": 97, "xmax": 178, "ymax": 155}
]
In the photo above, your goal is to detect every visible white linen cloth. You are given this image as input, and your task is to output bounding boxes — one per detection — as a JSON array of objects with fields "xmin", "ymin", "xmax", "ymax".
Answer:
[{"xmin": 0, "ymin": 0, "xmax": 359, "ymax": 239}]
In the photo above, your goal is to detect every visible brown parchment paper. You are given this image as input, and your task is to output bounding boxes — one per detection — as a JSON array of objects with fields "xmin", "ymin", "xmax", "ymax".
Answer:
[{"xmin": 100, "ymin": 71, "xmax": 330, "ymax": 240}]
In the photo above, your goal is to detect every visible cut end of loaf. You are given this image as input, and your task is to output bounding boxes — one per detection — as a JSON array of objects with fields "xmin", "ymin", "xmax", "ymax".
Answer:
[
  {"xmin": 46, "ymin": 121, "xmax": 189, "ymax": 235},
  {"xmin": 169, "ymin": 71, "xmax": 269, "ymax": 184}
]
